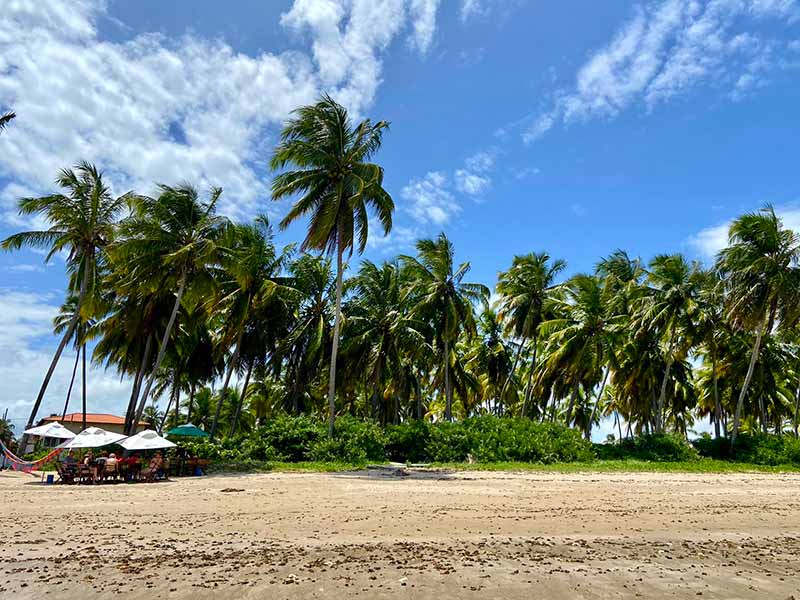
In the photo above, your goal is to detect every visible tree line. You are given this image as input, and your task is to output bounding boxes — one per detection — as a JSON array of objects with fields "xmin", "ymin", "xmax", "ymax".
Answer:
[{"xmin": 3, "ymin": 96, "xmax": 800, "ymax": 448}]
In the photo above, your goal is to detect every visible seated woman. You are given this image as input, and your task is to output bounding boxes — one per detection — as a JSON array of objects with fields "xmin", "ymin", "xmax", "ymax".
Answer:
[
  {"xmin": 83, "ymin": 450, "xmax": 98, "ymax": 483},
  {"xmin": 140, "ymin": 453, "xmax": 164, "ymax": 483},
  {"xmin": 102, "ymin": 453, "xmax": 118, "ymax": 480}
]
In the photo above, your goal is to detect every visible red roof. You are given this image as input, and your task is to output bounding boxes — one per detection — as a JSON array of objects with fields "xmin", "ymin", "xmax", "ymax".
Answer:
[{"xmin": 42, "ymin": 413, "xmax": 147, "ymax": 426}]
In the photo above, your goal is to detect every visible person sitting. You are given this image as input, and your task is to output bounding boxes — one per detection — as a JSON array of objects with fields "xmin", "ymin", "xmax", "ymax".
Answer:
[
  {"xmin": 83, "ymin": 450, "xmax": 98, "ymax": 483},
  {"xmin": 102, "ymin": 453, "xmax": 118, "ymax": 481},
  {"xmin": 140, "ymin": 453, "xmax": 164, "ymax": 483},
  {"xmin": 61, "ymin": 450, "xmax": 77, "ymax": 468}
]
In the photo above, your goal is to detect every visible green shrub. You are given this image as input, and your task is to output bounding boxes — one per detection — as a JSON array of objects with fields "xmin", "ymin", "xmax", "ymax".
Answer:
[
  {"xmin": 308, "ymin": 416, "xmax": 386, "ymax": 462},
  {"xmin": 252, "ymin": 414, "xmax": 324, "ymax": 462},
  {"xmin": 594, "ymin": 433, "xmax": 698, "ymax": 462},
  {"xmin": 694, "ymin": 433, "xmax": 800, "ymax": 465},
  {"xmin": 385, "ymin": 420, "xmax": 432, "ymax": 463}
]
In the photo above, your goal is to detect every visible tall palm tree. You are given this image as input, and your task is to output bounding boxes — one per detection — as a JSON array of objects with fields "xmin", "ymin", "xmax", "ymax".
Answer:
[
  {"xmin": 496, "ymin": 252, "xmax": 566, "ymax": 416},
  {"xmin": 0, "ymin": 111, "xmax": 15, "ymax": 133},
  {"xmin": 635, "ymin": 254, "xmax": 702, "ymax": 432},
  {"xmin": 113, "ymin": 184, "xmax": 227, "ymax": 433},
  {"xmin": 1, "ymin": 163, "xmax": 128, "ymax": 444},
  {"xmin": 344, "ymin": 260, "xmax": 427, "ymax": 423},
  {"xmin": 716, "ymin": 206, "xmax": 800, "ymax": 443},
  {"xmin": 402, "ymin": 233, "xmax": 489, "ymax": 420},
  {"xmin": 271, "ymin": 94, "xmax": 394, "ymax": 436},
  {"xmin": 210, "ymin": 218, "xmax": 295, "ymax": 438}
]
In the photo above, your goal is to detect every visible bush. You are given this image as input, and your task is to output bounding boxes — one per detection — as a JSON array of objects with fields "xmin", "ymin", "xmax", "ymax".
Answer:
[
  {"xmin": 694, "ymin": 433, "xmax": 800, "ymax": 465},
  {"xmin": 251, "ymin": 414, "xmax": 324, "ymax": 462},
  {"xmin": 308, "ymin": 416, "xmax": 386, "ymax": 463},
  {"xmin": 594, "ymin": 433, "xmax": 698, "ymax": 462}
]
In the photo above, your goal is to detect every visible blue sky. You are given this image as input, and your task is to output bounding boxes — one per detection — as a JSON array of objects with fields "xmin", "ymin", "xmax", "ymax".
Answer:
[{"xmin": 1, "ymin": 0, "xmax": 799, "ymax": 435}]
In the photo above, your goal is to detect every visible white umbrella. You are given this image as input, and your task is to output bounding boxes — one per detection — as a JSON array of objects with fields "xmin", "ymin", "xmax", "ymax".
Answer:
[
  {"xmin": 60, "ymin": 427, "xmax": 128, "ymax": 449},
  {"xmin": 119, "ymin": 430, "xmax": 175, "ymax": 451},
  {"xmin": 23, "ymin": 422, "xmax": 77, "ymax": 439}
]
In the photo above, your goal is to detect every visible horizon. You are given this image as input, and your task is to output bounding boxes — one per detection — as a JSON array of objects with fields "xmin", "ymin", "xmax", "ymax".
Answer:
[{"xmin": 1, "ymin": 0, "xmax": 799, "ymax": 435}]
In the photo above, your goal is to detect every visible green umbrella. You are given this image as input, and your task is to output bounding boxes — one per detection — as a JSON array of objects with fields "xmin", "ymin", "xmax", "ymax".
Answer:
[{"xmin": 165, "ymin": 423, "xmax": 210, "ymax": 438}]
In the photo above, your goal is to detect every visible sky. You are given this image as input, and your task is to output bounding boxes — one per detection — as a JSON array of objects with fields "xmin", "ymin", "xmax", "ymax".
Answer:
[{"xmin": 1, "ymin": 0, "xmax": 799, "ymax": 438}]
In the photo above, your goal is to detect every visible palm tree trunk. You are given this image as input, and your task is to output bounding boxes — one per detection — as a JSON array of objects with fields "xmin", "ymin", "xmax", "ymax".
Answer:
[
  {"xmin": 585, "ymin": 367, "xmax": 610, "ymax": 441},
  {"xmin": 210, "ymin": 329, "xmax": 244, "ymax": 439},
  {"xmin": 230, "ymin": 359, "xmax": 253, "ymax": 436},
  {"xmin": 19, "ymin": 263, "xmax": 89, "ymax": 450},
  {"xmin": 444, "ymin": 338, "xmax": 452, "ymax": 421},
  {"xmin": 173, "ymin": 376, "xmax": 181, "ymax": 429},
  {"xmin": 731, "ymin": 320, "xmax": 764, "ymax": 444},
  {"xmin": 186, "ymin": 381, "xmax": 196, "ymax": 423},
  {"xmin": 500, "ymin": 337, "xmax": 525, "ymax": 409},
  {"xmin": 81, "ymin": 341, "xmax": 87, "ymax": 432},
  {"xmin": 327, "ymin": 245, "xmax": 345, "ymax": 437},
  {"xmin": 522, "ymin": 335, "xmax": 539, "ymax": 417},
  {"xmin": 133, "ymin": 271, "xmax": 187, "ymax": 434},
  {"xmin": 160, "ymin": 377, "xmax": 179, "ymax": 433},
  {"xmin": 566, "ymin": 381, "xmax": 579, "ymax": 426},
  {"xmin": 616, "ymin": 411, "xmax": 623, "ymax": 440},
  {"xmin": 61, "ymin": 348, "xmax": 81, "ymax": 420},
  {"xmin": 656, "ymin": 330, "xmax": 677, "ymax": 433},
  {"xmin": 712, "ymin": 348, "xmax": 721, "ymax": 439},
  {"xmin": 793, "ymin": 384, "xmax": 800, "ymax": 438},
  {"xmin": 125, "ymin": 332, "xmax": 153, "ymax": 431}
]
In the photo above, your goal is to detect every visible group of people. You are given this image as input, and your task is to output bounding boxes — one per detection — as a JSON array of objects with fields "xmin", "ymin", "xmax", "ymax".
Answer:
[{"xmin": 60, "ymin": 450, "xmax": 165, "ymax": 483}]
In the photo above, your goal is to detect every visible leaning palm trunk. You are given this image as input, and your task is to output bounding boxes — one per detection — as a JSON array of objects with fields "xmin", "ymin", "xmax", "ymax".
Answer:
[
  {"xmin": 210, "ymin": 331, "xmax": 244, "ymax": 439},
  {"xmin": 444, "ymin": 338, "xmax": 453, "ymax": 421},
  {"xmin": 522, "ymin": 337, "xmax": 539, "ymax": 418},
  {"xmin": 656, "ymin": 331, "xmax": 677, "ymax": 433},
  {"xmin": 326, "ymin": 245, "xmax": 345, "ymax": 438},
  {"xmin": 793, "ymin": 384, "xmax": 800, "ymax": 438},
  {"xmin": 500, "ymin": 337, "xmax": 525, "ymax": 410},
  {"xmin": 132, "ymin": 272, "xmax": 187, "ymax": 434},
  {"xmin": 230, "ymin": 359, "xmax": 253, "ymax": 437},
  {"xmin": 731, "ymin": 321, "xmax": 765, "ymax": 444},
  {"xmin": 585, "ymin": 367, "xmax": 610, "ymax": 441},
  {"xmin": 18, "ymin": 264, "xmax": 89, "ymax": 451},
  {"xmin": 565, "ymin": 381, "xmax": 579, "ymax": 426},
  {"xmin": 712, "ymin": 350, "xmax": 721, "ymax": 439},
  {"xmin": 61, "ymin": 348, "xmax": 81, "ymax": 420},
  {"xmin": 160, "ymin": 377, "xmax": 179, "ymax": 433},
  {"xmin": 186, "ymin": 381, "xmax": 196, "ymax": 423},
  {"xmin": 124, "ymin": 332, "xmax": 153, "ymax": 430},
  {"xmin": 81, "ymin": 342, "xmax": 87, "ymax": 432}
]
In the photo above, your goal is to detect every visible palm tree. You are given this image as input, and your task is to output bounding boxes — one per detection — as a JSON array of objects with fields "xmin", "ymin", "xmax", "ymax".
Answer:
[
  {"xmin": 344, "ymin": 260, "xmax": 427, "ymax": 423},
  {"xmin": 113, "ymin": 184, "xmax": 227, "ymax": 433},
  {"xmin": 1, "ymin": 163, "xmax": 128, "ymax": 444},
  {"xmin": 496, "ymin": 252, "xmax": 566, "ymax": 416},
  {"xmin": 401, "ymin": 233, "xmax": 489, "ymax": 420},
  {"xmin": 635, "ymin": 254, "xmax": 702, "ymax": 432},
  {"xmin": 539, "ymin": 274, "xmax": 617, "ymax": 435},
  {"xmin": 0, "ymin": 111, "xmax": 15, "ymax": 133},
  {"xmin": 716, "ymin": 206, "xmax": 800, "ymax": 443},
  {"xmin": 271, "ymin": 94, "xmax": 394, "ymax": 436},
  {"xmin": 210, "ymin": 218, "xmax": 295, "ymax": 438}
]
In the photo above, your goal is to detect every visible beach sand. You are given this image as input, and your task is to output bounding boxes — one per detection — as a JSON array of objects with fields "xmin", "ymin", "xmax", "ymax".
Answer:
[{"xmin": 1, "ymin": 468, "xmax": 799, "ymax": 599}]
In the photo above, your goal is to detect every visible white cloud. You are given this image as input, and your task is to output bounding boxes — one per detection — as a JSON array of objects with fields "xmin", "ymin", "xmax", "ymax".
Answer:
[
  {"xmin": 688, "ymin": 204, "xmax": 800, "ymax": 259},
  {"xmin": 5, "ymin": 264, "xmax": 44, "ymax": 273},
  {"xmin": 0, "ymin": 0, "xmax": 441, "ymax": 221},
  {"xmin": 525, "ymin": 0, "xmax": 800, "ymax": 142},
  {"xmin": 402, "ymin": 171, "xmax": 460, "ymax": 225},
  {"xmin": 512, "ymin": 166, "xmax": 541, "ymax": 179},
  {"xmin": 408, "ymin": 0, "xmax": 441, "ymax": 54},
  {"xmin": 571, "ymin": 203, "xmax": 587, "ymax": 217},
  {"xmin": 454, "ymin": 169, "xmax": 491, "ymax": 195},
  {"xmin": 367, "ymin": 224, "xmax": 419, "ymax": 254}
]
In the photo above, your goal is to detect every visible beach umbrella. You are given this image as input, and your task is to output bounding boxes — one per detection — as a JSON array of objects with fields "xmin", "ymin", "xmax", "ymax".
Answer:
[
  {"xmin": 165, "ymin": 423, "xmax": 209, "ymax": 438},
  {"xmin": 24, "ymin": 422, "xmax": 76, "ymax": 439},
  {"xmin": 60, "ymin": 427, "xmax": 127, "ymax": 449},
  {"xmin": 119, "ymin": 430, "xmax": 176, "ymax": 451}
]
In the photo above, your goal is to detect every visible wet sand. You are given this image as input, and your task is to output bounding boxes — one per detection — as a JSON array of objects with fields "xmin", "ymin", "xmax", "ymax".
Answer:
[{"xmin": 1, "ymin": 468, "xmax": 799, "ymax": 599}]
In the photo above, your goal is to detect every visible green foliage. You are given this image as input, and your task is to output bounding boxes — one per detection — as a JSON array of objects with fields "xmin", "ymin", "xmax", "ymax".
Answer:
[
  {"xmin": 693, "ymin": 433, "xmax": 800, "ymax": 465},
  {"xmin": 594, "ymin": 433, "xmax": 699, "ymax": 462},
  {"xmin": 387, "ymin": 416, "xmax": 594, "ymax": 464},
  {"xmin": 308, "ymin": 416, "xmax": 386, "ymax": 462}
]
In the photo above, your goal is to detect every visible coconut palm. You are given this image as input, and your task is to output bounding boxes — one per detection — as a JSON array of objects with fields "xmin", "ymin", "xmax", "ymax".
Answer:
[
  {"xmin": 112, "ymin": 184, "xmax": 227, "ymax": 433},
  {"xmin": 401, "ymin": 233, "xmax": 489, "ymax": 421},
  {"xmin": 209, "ymin": 218, "xmax": 295, "ymax": 438},
  {"xmin": 496, "ymin": 252, "xmax": 566, "ymax": 416},
  {"xmin": 343, "ymin": 260, "xmax": 427, "ymax": 423},
  {"xmin": 635, "ymin": 254, "xmax": 703, "ymax": 432},
  {"xmin": 716, "ymin": 206, "xmax": 800, "ymax": 442},
  {"xmin": 270, "ymin": 94, "xmax": 394, "ymax": 436},
  {"xmin": 1, "ymin": 163, "xmax": 129, "ymax": 443}
]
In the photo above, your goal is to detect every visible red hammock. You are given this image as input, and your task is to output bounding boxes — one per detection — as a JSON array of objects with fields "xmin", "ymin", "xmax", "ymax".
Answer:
[{"xmin": 0, "ymin": 438, "xmax": 64, "ymax": 473}]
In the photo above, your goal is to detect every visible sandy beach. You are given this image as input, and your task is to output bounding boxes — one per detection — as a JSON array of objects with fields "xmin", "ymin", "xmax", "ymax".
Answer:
[{"xmin": 1, "ymin": 468, "xmax": 799, "ymax": 599}]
